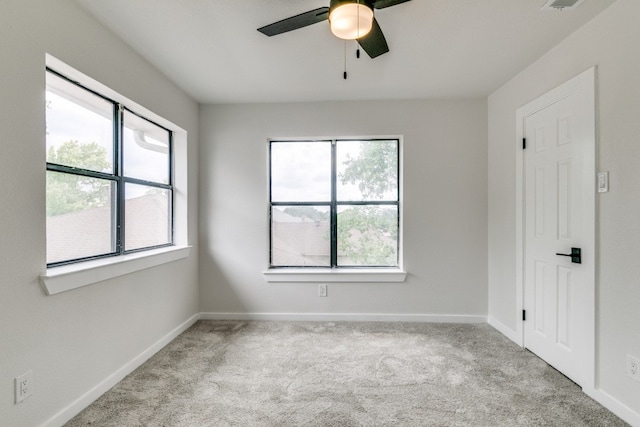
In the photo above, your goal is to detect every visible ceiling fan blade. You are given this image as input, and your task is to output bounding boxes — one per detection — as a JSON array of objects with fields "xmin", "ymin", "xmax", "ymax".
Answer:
[
  {"xmin": 357, "ymin": 18, "xmax": 389, "ymax": 58},
  {"xmin": 257, "ymin": 7, "xmax": 330, "ymax": 36},
  {"xmin": 373, "ymin": 0, "xmax": 411, "ymax": 9}
]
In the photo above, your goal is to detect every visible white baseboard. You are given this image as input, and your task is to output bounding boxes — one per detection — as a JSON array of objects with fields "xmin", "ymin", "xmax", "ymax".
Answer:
[
  {"xmin": 584, "ymin": 387, "xmax": 640, "ymax": 427},
  {"xmin": 40, "ymin": 311, "xmax": 640, "ymax": 427},
  {"xmin": 200, "ymin": 312, "xmax": 487, "ymax": 323},
  {"xmin": 42, "ymin": 313, "xmax": 200, "ymax": 427},
  {"xmin": 488, "ymin": 316, "xmax": 522, "ymax": 346}
]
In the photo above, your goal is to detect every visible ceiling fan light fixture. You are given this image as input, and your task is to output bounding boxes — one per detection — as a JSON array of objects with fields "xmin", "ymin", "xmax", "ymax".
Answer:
[{"xmin": 329, "ymin": 2, "xmax": 374, "ymax": 40}]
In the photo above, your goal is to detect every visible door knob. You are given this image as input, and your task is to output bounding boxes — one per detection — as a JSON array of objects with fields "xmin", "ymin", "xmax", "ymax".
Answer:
[{"xmin": 556, "ymin": 247, "xmax": 581, "ymax": 264}]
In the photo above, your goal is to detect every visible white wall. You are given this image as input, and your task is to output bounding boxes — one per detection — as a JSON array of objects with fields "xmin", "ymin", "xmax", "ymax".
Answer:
[
  {"xmin": 199, "ymin": 99, "xmax": 487, "ymax": 318},
  {"xmin": 488, "ymin": 0, "xmax": 640, "ymax": 418},
  {"xmin": 0, "ymin": 1, "xmax": 199, "ymax": 426}
]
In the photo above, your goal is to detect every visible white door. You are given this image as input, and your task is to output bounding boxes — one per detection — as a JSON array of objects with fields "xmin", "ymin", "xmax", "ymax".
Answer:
[{"xmin": 522, "ymin": 69, "xmax": 595, "ymax": 387}]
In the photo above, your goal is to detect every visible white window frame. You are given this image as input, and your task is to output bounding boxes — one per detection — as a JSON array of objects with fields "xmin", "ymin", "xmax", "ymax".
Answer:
[{"xmin": 40, "ymin": 55, "xmax": 190, "ymax": 295}]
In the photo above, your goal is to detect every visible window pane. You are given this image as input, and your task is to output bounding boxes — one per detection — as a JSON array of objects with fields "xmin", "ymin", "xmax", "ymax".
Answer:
[
  {"xmin": 271, "ymin": 141, "xmax": 331, "ymax": 202},
  {"xmin": 337, "ymin": 205, "xmax": 398, "ymax": 267},
  {"xmin": 271, "ymin": 205, "xmax": 330, "ymax": 266},
  {"xmin": 123, "ymin": 111, "xmax": 170, "ymax": 184},
  {"xmin": 46, "ymin": 73, "xmax": 114, "ymax": 173},
  {"xmin": 46, "ymin": 171, "xmax": 116, "ymax": 264},
  {"xmin": 125, "ymin": 183, "xmax": 171, "ymax": 251},
  {"xmin": 337, "ymin": 140, "xmax": 398, "ymax": 201}
]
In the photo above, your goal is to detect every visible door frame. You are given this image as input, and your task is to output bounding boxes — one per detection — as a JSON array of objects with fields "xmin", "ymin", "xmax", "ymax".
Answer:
[{"xmin": 515, "ymin": 67, "xmax": 596, "ymax": 392}]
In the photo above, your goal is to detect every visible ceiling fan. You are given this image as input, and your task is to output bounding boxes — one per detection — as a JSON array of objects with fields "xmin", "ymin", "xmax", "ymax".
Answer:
[{"xmin": 257, "ymin": 0, "xmax": 412, "ymax": 59}]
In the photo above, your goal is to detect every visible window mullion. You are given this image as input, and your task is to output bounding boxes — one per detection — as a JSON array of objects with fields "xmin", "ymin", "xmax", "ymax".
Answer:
[
  {"xmin": 168, "ymin": 131, "xmax": 174, "ymax": 246},
  {"xmin": 45, "ymin": 163, "xmax": 117, "ymax": 181},
  {"xmin": 330, "ymin": 139, "xmax": 337, "ymax": 268},
  {"xmin": 115, "ymin": 103, "xmax": 124, "ymax": 255},
  {"xmin": 123, "ymin": 176, "xmax": 172, "ymax": 190}
]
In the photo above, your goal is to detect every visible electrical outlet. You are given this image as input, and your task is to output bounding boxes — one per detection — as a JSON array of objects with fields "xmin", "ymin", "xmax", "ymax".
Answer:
[
  {"xmin": 318, "ymin": 283, "xmax": 327, "ymax": 297},
  {"xmin": 626, "ymin": 355, "xmax": 640, "ymax": 381},
  {"xmin": 15, "ymin": 371, "xmax": 33, "ymax": 404}
]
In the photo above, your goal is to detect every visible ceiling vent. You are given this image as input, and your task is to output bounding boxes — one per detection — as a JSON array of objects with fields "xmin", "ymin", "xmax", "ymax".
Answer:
[{"xmin": 541, "ymin": 0, "xmax": 584, "ymax": 10}]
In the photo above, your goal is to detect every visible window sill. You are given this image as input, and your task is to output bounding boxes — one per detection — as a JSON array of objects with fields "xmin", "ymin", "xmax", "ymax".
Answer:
[
  {"xmin": 40, "ymin": 246, "xmax": 191, "ymax": 295},
  {"xmin": 262, "ymin": 268, "xmax": 407, "ymax": 283}
]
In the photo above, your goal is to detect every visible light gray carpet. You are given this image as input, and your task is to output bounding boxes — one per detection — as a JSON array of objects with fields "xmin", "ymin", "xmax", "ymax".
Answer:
[{"xmin": 67, "ymin": 321, "xmax": 627, "ymax": 426}]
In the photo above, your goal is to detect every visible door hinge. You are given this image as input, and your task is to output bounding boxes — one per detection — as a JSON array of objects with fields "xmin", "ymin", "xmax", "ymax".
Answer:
[
  {"xmin": 522, "ymin": 138, "xmax": 526, "ymax": 149},
  {"xmin": 522, "ymin": 310, "xmax": 526, "ymax": 321}
]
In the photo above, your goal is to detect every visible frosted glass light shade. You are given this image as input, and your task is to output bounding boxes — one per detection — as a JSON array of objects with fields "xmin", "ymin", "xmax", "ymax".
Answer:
[{"xmin": 329, "ymin": 3, "xmax": 374, "ymax": 40}]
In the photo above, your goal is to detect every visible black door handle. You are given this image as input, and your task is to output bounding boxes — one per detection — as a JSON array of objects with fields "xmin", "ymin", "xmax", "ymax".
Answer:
[{"xmin": 556, "ymin": 247, "xmax": 581, "ymax": 264}]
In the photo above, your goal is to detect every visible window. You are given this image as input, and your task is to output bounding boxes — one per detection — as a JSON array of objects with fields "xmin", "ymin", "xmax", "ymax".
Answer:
[
  {"xmin": 46, "ymin": 69, "xmax": 173, "ymax": 266},
  {"xmin": 269, "ymin": 139, "xmax": 399, "ymax": 268}
]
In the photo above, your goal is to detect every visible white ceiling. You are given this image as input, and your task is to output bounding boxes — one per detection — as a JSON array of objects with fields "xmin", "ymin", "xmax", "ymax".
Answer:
[{"xmin": 75, "ymin": 0, "xmax": 615, "ymax": 104}]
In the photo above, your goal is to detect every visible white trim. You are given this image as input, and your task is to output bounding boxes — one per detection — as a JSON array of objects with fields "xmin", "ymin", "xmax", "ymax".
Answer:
[
  {"xmin": 263, "ymin": 268, "xmax": 406, "ymax": 283},
  {"xmin": 200, "ymin": 312, "xmax": 486, "ymax": 323},
  {"xmin": 40, "ymin": 246, "xmax": 191, "ymax": 295},
  {"xmin": 43, "ymin": 54, "xmax": 192, "ymax": 295},
  {"xmin": 515, "ymin": 67, "xmax": 596, "ymax": 390},
  {"xmin": 488, "ymin": 316, "xmax": 521, "ymax": 345},
  {"xmin": 41, "ymin": 313, "xmax": 200, "ymax": 427},
  {"xmin": 584, "ymin": 388, "xmax": 640, "ymax": 427},
  {"xmin": 40, "ymin": 312, "xmax": 640, "ymax": 427}
]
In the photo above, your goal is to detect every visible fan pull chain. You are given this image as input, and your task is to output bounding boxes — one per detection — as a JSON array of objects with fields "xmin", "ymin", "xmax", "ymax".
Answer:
[
  {"xmin": 356, "ymin": 0, "xmax": 361, "ymax": 59},
  {"xmin": 343, "ymin": 40, "xmax": 348, "ymax": 79}
]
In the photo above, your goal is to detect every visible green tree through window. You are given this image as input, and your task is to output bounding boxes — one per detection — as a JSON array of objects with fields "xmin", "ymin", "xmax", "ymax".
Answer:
[
  {"xmin": 339, "ymin": 141, "xmax": 398, "ymax": 199},
  {"xmin": 46, "ymin": 141, "xmax": 111, "ymax": 216}
]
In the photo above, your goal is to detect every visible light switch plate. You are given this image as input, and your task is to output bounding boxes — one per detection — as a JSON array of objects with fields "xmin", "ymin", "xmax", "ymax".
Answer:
[{"xmin": 597, "ymin": 172, "xmax": 609, "ymax": 193}]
